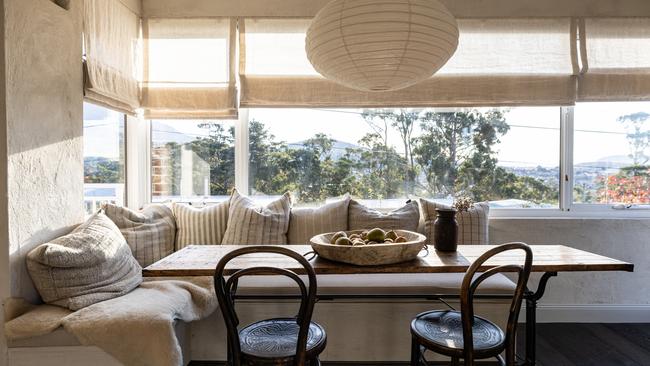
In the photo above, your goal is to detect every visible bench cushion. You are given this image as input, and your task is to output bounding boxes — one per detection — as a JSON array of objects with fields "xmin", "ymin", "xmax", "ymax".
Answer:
[{"xmin": 7, "ymin": 328, "xmax": 81, "ymax": 348}]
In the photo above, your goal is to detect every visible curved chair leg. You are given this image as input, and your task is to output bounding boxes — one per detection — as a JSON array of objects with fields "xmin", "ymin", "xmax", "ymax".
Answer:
[
  {"xmin": 308, "ymin": 356, "xmax": 321, "ymax": 366},
  {"xmin": 451, "ymin": 357, "xmax": 460, "ymax": 366},
  {"xmin": 496, "ymin": 354, "xmax": 506, "ymax": 366},
  {"xmin": 411, "ymin": 337, "xmax": 422, "ymax": 366}
]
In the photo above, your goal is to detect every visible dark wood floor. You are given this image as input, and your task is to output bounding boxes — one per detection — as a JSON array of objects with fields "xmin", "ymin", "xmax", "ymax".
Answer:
[
  {"xmin": 529, "ymin": 323, "xmax": 650, "ymax": 366},
  {"xmin": 190, "ymin": 323, "xmax": 650, "ymax": 366}
]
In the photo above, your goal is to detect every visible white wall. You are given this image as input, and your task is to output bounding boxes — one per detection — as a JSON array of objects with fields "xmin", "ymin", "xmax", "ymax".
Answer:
[
  {"xmin": 491, "ymin": 218, "xmax": 650, "ymax": 322},
  {"xmin": 142, "ymin": 0, "xmax": 650, "ymax": 18},
  {"xmin": 0, "ymin": 0, "xmax": 84, "ymax": 363}
]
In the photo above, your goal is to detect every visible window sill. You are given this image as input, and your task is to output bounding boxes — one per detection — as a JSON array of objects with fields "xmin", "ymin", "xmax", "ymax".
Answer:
[{"xmin": 490, "ymin": 207, "xmax": 650, "ymax": 219}]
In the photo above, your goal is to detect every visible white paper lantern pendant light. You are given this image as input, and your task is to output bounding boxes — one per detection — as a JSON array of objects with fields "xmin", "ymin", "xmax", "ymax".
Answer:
[{"xmin": 306, "ymin": 0, "xmax": 459, "ymax": 92}]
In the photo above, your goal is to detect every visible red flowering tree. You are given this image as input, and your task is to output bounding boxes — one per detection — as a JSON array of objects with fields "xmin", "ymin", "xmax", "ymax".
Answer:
[{"xmin": 596, "ymin": 168, "xmax": 650, "ymax": 204}]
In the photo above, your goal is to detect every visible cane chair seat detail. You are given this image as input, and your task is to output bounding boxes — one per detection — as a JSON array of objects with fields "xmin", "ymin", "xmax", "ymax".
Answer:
[
  {"xmin": 240, "ymin": 318, "xmax": 327, "ymax": 360},
  {"xmin": 411, "ymin": 310, "xmax": 505, "ymax": 357}
]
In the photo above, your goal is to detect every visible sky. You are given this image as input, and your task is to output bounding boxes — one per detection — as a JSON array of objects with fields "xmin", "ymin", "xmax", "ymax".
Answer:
[{"xmin": 85, "ymin": 102, "xmax": 650, "ymax": 168}]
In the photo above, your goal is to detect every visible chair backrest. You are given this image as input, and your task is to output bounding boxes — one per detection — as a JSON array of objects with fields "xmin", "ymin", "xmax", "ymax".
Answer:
[
  {"xmin": 213, "ymin": 245, "xmax": 318, "ymax": 366},
  {"xmin": 460, "ymin": 242, "xmax": 533, "ymax": 365}
]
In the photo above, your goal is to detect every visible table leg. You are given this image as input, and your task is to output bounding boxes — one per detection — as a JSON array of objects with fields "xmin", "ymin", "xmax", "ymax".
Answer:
[{"xmin": 523, "ymin": 271, "xmax": 557, "ymax": 366}]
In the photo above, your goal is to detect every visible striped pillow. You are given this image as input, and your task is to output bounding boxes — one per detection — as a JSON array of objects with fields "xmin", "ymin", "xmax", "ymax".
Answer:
[
  {"xmin": 103, "ymin": 203, "xmax": 176, "ymax": 266},
  {"xmin": 222, "ymin": 190, "xmax": 292, "ymax": 245},
  {"xmin": 420, "ymin": 199, "xmax": 490, "ymax": 245},
  {"xmin": 288, "ymin": 196, "xmax": 350, "ymax": 244},
  {"xmin": 348, "ymin": 199, "xmax": 420, "ymax": 231},
  {"xmin": 173, "ymin": 201, "xmax": 229, "ymax": 249}
]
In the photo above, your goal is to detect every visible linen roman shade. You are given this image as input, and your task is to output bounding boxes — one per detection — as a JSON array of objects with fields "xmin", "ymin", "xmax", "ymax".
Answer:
[
  {"xmin": 142, "ymin": 18, "xmax": 237, "ymax": 119},
  {"xmin": 83, "ymin": 0, "xmax": 140, "ymax": 114},
  {"xmin": 578, "ymin": 18, "xmax": 650, "ymax": 101},
  {"xmin": 240, "ymin": 18, "xmax": 577, "ymax": 107}
]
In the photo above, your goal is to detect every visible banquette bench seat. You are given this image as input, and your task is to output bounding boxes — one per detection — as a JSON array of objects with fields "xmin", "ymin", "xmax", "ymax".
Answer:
[{"xmin": 7, "ymin": 195, "xmax": 509, "ymax": 365}]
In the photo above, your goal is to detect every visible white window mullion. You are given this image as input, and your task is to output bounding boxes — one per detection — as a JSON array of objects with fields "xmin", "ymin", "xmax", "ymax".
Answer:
[
  {"xmin": 559, "ymin": 106, "xmax": 574, "ymax": 211},
  {"xmin": 235, "ymin": 109, "xmax": 250, "ymax": 195},
  {"xmin": 125, "ymin": 114, "xmax": 151, "ymax": 209}
]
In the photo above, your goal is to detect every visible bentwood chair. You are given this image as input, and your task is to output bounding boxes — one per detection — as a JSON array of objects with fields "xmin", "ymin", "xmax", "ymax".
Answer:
[
  {"xmin": 410, "ymin": 242, "xmax": 533, "ymax": 366},
  {"xmin": 214, "ymin": 246, "xmax": 327, "ymax": 366}
]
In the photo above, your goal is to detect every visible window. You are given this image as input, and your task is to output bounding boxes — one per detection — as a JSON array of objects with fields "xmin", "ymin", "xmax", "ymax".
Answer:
[
  {"xmin": 247, "ymin": 107, "xmax": 560, "ymax": 208},
  {"xmin": 151, "ymin": 120, "xmax": 235, "ymax": 202},
  {"xmin": 83, "ymin": 102, "xmax": 126, "ymax": 214},
  {"xmin": 574, "ymin": 102, "xmax": 650, "ymax": 205},
  {"xmin": 144, "ymin": 105, "xmax": 650, "ymax": 216}
]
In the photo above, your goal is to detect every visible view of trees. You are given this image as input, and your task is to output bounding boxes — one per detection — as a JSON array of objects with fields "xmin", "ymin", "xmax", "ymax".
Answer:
[
  {"xmin": 594, "ymin": 112, "xmax": 650, "ymax": 204},
  {"xmin": 158, "ymin": 109, "xmax": 562, "ymax": 205},
  {"xmin": 84, "ymin": 157, "xmax": 124, "ymax": 184}
]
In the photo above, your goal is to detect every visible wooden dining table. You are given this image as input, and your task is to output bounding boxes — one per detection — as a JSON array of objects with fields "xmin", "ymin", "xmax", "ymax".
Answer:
[{"xmin": 144, "ymin": 244, "xmax": 633, "ymax": 366}]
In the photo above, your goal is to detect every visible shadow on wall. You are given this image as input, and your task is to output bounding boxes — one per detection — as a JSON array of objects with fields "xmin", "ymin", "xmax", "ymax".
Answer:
[
  {"xmin": 5, "ymin": 0, "xmax": 83, "ymax": 156},
  {"xmin": 4, "ymin": 0, "xmax": 85, "ymax": 304}
]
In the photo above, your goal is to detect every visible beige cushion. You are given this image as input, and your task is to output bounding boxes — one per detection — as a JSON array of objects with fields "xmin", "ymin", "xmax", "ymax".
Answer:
[
  {"xmin": 173, "ymin": 201, "xmax": 229, "ymax": 249},
  {"xmin": 235, "ymin": 273, "xmax": 515, "ymax": 296},
  {"xmin": 103, "ymin": 203, "xmax": 176, "ymax": 266},
  {"xmin": 7, "ymin": 328, "xmax": 81, "ymax": 348},
  {"xmin": 288, "ymin": 196, "xmax": 350, "ymax": 244},
  {"xmin": 26, "ymin": 213, "xmax": 142, "ymax": 311},
  {"xmin": 222, "ymin": 189, "xmax": 292, "ymax": 244},
  {"xmin": 420, "ymin": 199, "xmax": 490, "ymax": 245},
  {"xmin": 348, "ymin": 199, "xmax": 420, "ymax": 231}
]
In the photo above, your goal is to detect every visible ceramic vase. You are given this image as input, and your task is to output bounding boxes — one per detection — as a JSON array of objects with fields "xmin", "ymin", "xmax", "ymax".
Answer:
[{"xmin": 433, "ymin": 208, "xmax": 458, "ymax": 252}]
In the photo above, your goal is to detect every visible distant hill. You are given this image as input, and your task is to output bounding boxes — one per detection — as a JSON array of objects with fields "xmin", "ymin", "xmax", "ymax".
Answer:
[
  {"xmin": 151, "ymin": 123, "xmax": 195, "ymax": 146},
  {"xmin": 575, "ymin": 155, "xmax": 634, "ymax": 170},
  {"xmin": 286, "ymin": 139, "xmax": 363, "ymax": 160}
]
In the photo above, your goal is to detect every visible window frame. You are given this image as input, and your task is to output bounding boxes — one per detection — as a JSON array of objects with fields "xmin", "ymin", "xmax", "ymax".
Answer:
[{"xmin": 142, "ymin": 106, "xmax": 650, "ymax": 218}]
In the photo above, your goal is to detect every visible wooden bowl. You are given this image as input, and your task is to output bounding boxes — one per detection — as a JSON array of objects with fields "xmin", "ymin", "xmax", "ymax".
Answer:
[{"xmin": 309, "ymin": 230, "xmax": 427, "ymax": 266}]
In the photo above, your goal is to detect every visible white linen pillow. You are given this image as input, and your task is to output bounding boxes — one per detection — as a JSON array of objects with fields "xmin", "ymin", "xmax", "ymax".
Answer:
[
  {"xmin": 222, "ymin": 189, "xmax": 292, "ymax": 245},
  {"xmin": 420, "ymin": 198, "xmax": 490, "ymax": 245},
  {"xmin": 173, "ymin": 201, "xmax": 229, "ymax": 249},
  {"xmin": 26, "ymin": 212, "xmax": 142, "ymax": 310}
]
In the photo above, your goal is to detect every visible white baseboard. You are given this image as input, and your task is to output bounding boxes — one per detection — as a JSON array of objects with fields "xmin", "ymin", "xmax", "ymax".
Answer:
[{"xmin": 529, "ymin": 304, "xmax": 650, "ymax": 323}]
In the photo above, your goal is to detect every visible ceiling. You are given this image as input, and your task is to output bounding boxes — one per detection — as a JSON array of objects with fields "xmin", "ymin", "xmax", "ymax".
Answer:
[{"xmin": 141, "ymin": 0, "xmax": 650, "ymax": 18}]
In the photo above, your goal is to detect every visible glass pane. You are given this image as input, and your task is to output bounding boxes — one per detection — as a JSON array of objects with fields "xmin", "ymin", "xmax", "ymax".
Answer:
[
  {"xmin": 574, "ymin": 102, "xmax": 650, "ymax": 205},
  {"xmin": 248, "ymin": 107, "xmax": 560, "ymax": 208},
  {"xmin": 83, "ymin": 102, "xmax": 126, "ymax": 215},
  {"xmin": 151, "ymin": 120, "xmax": 235, "ymax": 202}
]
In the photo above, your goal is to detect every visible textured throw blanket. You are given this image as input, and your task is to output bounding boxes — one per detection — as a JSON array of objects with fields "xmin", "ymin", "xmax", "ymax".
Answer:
[{"xmin": 5, "ymin": 278, "xmax": 217, "ymax": 366}]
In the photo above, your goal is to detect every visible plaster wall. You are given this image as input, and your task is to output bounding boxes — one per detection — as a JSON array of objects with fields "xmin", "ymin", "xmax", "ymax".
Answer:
[
  {"xmin": 142, "ymin": 0, "xmax": 650, "ymax": 18},
  {"xmin": 490, "ymin": 219, "xmax": 650, "ymax": 307},
  {"xmin": 0, "ymin": 0, "xmax": 8, "ymax": 363},
  {"xmin": 3, "ymin": 0, "xmax": 84, "ymax": 305}
]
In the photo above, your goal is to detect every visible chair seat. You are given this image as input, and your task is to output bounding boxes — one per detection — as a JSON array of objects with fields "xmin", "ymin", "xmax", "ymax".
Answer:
[
  {"xmin": 411, "ymin": 310, "xmax": 505, "ymax": 358},
  {"xmin": 239, "ymin": 318, "xmax": 326, "ymax": 362}
]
